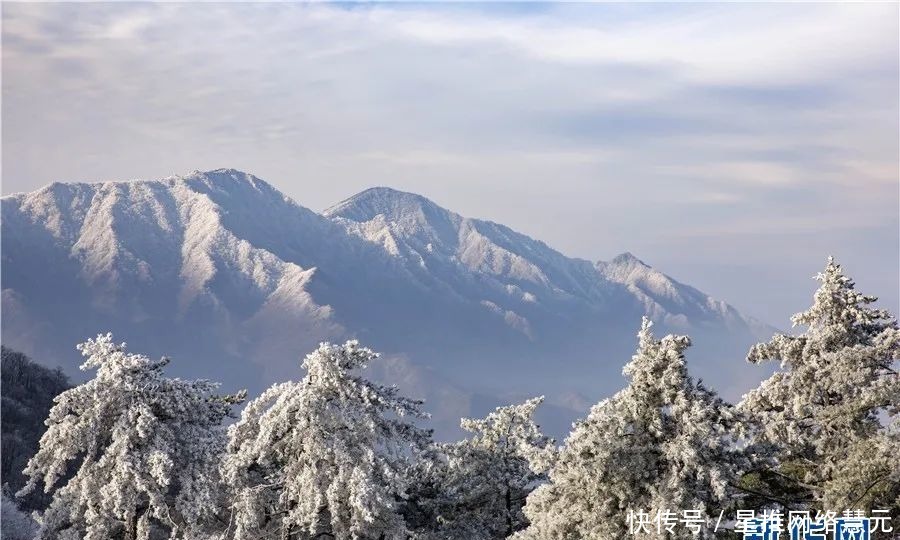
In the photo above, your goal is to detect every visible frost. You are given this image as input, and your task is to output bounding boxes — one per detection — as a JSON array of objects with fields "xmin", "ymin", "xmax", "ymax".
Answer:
[
  {"xmin": 2, "ymin": 169, "xmax": 770, "ymax": 441},
  {"xmin": 405, "ymin": 397, "xmax": 553, "ymax": 539},
  {"xmin": 17, "ymin": 334, "xmax": 244, "ymax": 540},
  {"xmin": 740, "ymin": 257, "xmax": 900, "ymax": 511},
  {"xmin": 221, "ymin": 340, "xmax": 431, "ymax": 540},
  {"xmin": 515, "ymin": 319, "xmax": 749, "ymax": 539}
]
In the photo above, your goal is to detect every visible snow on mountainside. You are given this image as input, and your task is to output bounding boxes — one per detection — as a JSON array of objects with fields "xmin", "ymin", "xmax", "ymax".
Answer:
[
  {"xmin": 325, "ymin": 187, "xmax": 613, "ymax": 344},
  {"xmin": 325, "ymin": 187, "xmax": 766, "ymax": 341},
  {"xmin": 597, "ymin": 252, "xmax": 763, "ymax": 333},
  {"xmin": 2, "ymin": 170, "xmax": 773, "ymax": 438},
  {"xmin": 325, "ymin": 187, "xmax": 605, "ymax": 301},
  {"xmin": 2, "ymin": 171, "xmax": 342, "ymax": 376}
]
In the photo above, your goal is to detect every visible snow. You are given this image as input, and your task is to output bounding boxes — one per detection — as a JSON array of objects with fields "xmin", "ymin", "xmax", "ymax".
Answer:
[
  {"xmin": 407, "ymin": 397, "xmax": 553, "ymax": 539},
  {"xmin": 7, "ymin": 169, "xmax": 896, "ymax": 540},
  {"xmin": 223, "ymin": 340, "xmax": 430, "ymax": 539},
  {"xmin": 515, "ymin": 319, "xmax": 749, "ymax": 540},
  {"xmin": 18, "ymin": 334, "xmax": 244, "ymax": 539},
  {"xmin": 2, "ymin": 168, "xmax": 770, "ymax": 440},
  {"xmin": 11, "ymin": 257, "xmax": 898, "ymax": 539},
  {"xmin": 740, "ymin": 257, "xmax": 900, "ymax": 510},
  {"xmin": 597, "ymin": 251, "xmax": 760, "ymax": 333}
]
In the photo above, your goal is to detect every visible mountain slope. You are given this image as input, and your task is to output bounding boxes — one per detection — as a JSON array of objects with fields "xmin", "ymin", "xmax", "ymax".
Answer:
[
  {"xmin": 2, "ymin": 170, "xmax": 344, "ymax": 385},
  {"xmin": 325, "ymin": 187, "xmax": 607, "ymax": 304},
  {"xmin": 2, "ymin": 170, "xmax": 772, "ymax": 438},
  {"xmin": 326, "ymin": 187, "xmax": 766, "ymax": 344},
  {"xmin": 598, "ymin": 252, "xmax": 758, "ymax": 331}
]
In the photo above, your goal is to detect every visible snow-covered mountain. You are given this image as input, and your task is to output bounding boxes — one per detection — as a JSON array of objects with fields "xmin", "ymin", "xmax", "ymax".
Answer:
[
  {"xmin": 1, "ymin": 169, "xmax": 773, "ymax": 438},
  {"xmin": 597, "ymin": 252, "xmax": 771, "ymax": 336}
]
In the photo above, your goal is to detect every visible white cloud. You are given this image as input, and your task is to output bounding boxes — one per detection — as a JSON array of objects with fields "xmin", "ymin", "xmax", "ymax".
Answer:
[{"xmin": 374, "ymin": 3, "xmax": 896, "ymax": 85}]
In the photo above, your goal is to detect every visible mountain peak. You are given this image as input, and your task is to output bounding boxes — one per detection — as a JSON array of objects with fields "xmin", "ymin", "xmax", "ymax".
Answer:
[
  {"xmin": 182, "ymin": 168, "xmax": 276, "ymax": 193},
  {"xmin": 194, "ymin": 167, "xmax": 259, "ymax": 180},
  {"xmin": 356, "ymin": 186, "xmax": 407, "ymax": 197},
  {"xmin": 609, "ymin": 251, "xmax": 648, "ymax": 267},
  {"xmin": 324, "ymin": 186, "xmax": 453, "ymax": 225},
  {"xmin": 2, "ymin": 169, "xmax": 774, "ymax": 439},
  {"xmin": 21, "ymin": 168, "xmax": 270, "ymax": 196}
]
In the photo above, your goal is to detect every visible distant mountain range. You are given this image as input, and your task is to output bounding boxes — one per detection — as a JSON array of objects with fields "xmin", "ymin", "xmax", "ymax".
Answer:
[{"xmin": 1, "ymin": 169, "xmax": 774, "ymax": 438}]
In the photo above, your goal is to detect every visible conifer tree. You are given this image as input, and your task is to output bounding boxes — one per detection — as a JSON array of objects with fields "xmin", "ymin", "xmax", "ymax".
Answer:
[
  {"xmin": 516, "ymin": 319, "xmax": 748, "ymax": 539},
  {"xmin": 740, "ymin": 257, "xmax": 900, "ymax": 512},
  {"xmin": 405, "ymin": 397, "xmax": 553, "ymax": 539},
  {"xmin": 18, "ymin": 334, "xmax": 243, "ymax": 540},
  {"xmin": 222, "ymin": 340, "xmax": 431, "ymax": 540}
]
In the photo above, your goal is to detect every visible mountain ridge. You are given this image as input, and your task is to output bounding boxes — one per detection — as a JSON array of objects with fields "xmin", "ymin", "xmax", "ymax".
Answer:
[{"xmin": 1, "ymin": 169, "xmax": 774, "ymax": 438}]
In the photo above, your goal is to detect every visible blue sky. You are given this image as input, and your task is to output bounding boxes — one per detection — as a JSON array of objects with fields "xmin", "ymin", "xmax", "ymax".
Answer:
[{"xmin": 3, "ymin": 2, "xmax": 898, "ymax": 326}]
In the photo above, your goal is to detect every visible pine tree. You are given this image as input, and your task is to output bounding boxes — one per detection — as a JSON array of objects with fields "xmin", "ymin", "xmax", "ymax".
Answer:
[
  {"xmin": 740, "ymin": 257, "xmax": 900, "ymax": 512},
  {"xmin": 515, "ymin": 319, "xmax": 748, "ymax": 539},
  {"xmin": 17, "ymin": 333, "xmax": 244, "ymax": 540},
  {"xmin": 405, "ymin": 397, "xmax": 554, "ymax": 539},
  {"xmin": 222, "ymin": 340, "xmax": 431, "ymax": 540}
]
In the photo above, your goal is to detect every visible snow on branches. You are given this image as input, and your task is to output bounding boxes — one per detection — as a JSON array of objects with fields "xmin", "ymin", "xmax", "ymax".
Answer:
[
  {"xmin": 18, "ymin": 333, "xmax": 244, "ymax": 540},
  {"xmin": 515, "ymin": 318, "xmax": 749, "ymax": 540},
  {"xmin": 741, "ymin": 257, "xmax": 900, "ymax": 511},
  {"xmin": 221, "ymin": 340, "xmax": 431, "ymax": 540},
  {"xmin": 9, "ymin": 257, "xmax": 899, "ymax": 539},
  {"xmin": 405, "ymin": 397, "xmax": 554, "ymax": 539}
]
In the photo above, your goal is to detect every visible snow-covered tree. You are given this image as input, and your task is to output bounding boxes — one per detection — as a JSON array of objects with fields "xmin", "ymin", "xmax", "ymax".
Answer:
[
  {"xmin": 404, "ymin": 397, "xmax": 554, "ymax": 539},
  {"xmin": 222, "ymin": 340, "xmax": 431, "ymax": 540},
  {"xmin": 2, "ymin": 490, "xmax": 38, "ymax": 540},
  {"xmin": 741, "ymin": 257, "xmax": 900, "ymax": 512},
  {"xmin": 515, "ymin": 319, "xmax": 748, "ymax": 539},
  {"xmin": 17, "ymin": 334, "xmax": 244, "ymax": 540}
]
